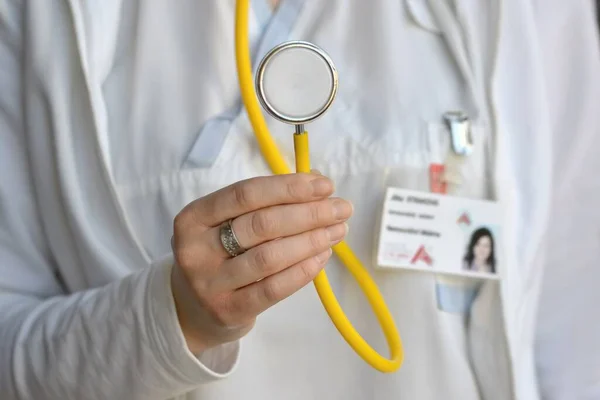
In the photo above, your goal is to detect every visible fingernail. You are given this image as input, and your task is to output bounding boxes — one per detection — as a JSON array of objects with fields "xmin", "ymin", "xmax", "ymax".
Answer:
[
  {"xmin": 316, "ymin": 248, "xmax": 332, "ymax": 262},
  {"xmin": 332, "ymin": 199, "xmax": 353, "ymax": 220},
  {"xmin": 327, "ymin": 223, "xmax": 348, "ymax": 244},
  {"xmin": 311, "ymin": 177, "xmax": 333, "ymax": 197},
  {"xmin": 311, "ymin": 169, "xmax": 322, "ymax": 175}
]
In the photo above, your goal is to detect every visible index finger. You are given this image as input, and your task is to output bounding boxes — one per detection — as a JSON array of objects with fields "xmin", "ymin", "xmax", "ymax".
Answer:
[{"xmin": 183, "ymin": 173, "xmax": 334, "ymax": 228}]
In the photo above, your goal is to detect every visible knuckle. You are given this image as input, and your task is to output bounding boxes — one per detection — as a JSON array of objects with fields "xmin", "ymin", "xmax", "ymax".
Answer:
[
  {"xmin": 308, "ymin": 202, "xmax": 326, "ymax": 225},
  {"xmin": 250, "ymin": 211, "xmax": 277, "ymax": 238},
  {"xmin": 233, "ymin": 180, "xmax": 257, "ymax": 208},
  {"xmin": 252, "ymin": 247, "xmax": 276, "ymax": 272},
  {"xmin": 299, "ymin": 259, "xmax": 321, "ymax": 283},
  {"xmin": 286, "ymin": 179, "xmax": 311, "ymax": 201},
  {"xmin": 262, "ymin": 280, "xmax": 283, "ymax": 304},
  {"xmin": 175, "ymin": 198, "xmax": 208, "ymax": 229},
  {"xmin": 309, "ymin": 229, "xmax": 329, "ymax": 251},
  {"xmin": 173, "ymin": 246, "xmax": 195, "ymax": 270},
  {"xmin": 173, "ymin": 211, "xmax": 189, "ymax": 234}
]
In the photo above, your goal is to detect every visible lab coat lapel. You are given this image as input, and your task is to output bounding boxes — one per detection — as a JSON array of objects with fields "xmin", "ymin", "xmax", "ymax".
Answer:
[
  {"xmin": 490, "ymin": 0, "xmax": 552, "ymax": 398},
  {"xmin": 58, "ymin": 0, "xmax": 151, "ymax": 270},
  {"xmin": 424, "ymin": 0, "xmax": 482, "ymax": 119}
]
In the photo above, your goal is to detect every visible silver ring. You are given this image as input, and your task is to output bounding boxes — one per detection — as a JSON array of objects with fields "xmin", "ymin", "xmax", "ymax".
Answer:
[{"xmin": 219, "ymin": 219, "xmax": 245, "ymax": 257}]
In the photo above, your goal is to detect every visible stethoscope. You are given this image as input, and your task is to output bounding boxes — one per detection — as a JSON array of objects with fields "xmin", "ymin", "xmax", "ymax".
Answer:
[{"xmin": 234, "ymin": 0, "xmax": 403, "ymax": 372}]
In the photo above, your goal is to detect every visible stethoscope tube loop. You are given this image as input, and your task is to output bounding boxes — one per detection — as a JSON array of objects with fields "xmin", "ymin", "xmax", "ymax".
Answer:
[{"xmin": 234, "ymin": 0, "xmax": 404, "ymax": 372}]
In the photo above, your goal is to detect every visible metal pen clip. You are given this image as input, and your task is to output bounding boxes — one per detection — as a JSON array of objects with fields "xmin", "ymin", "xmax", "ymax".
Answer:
[{"xmin": 443, "ymin": 111, "xmax": 474, "ymax": 156}]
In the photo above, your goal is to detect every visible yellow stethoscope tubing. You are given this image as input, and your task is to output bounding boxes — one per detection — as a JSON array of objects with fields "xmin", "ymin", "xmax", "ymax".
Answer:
[{"xmin": 234, "ymin": 0, "xmax": 403, "ymax": 372}]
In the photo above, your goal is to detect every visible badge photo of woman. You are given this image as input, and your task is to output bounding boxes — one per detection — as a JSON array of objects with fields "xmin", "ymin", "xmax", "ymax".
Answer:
[{"xmin": 462, "ymin": 227, "xmax": 496, "ymax": 274}]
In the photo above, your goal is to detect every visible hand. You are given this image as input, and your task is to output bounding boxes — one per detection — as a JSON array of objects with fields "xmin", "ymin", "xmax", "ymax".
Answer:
[{"xmin": 170, "ymin": 173, "xmax": 353, "ymax": 354}]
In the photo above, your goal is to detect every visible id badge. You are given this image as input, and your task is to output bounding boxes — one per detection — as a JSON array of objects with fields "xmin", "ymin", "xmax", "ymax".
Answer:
[{"xmin": 375, "ymin": 187, "xmax": 503, "ymax": 280}]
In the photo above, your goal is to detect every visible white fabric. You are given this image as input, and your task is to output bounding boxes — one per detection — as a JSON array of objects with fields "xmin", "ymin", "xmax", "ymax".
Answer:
[{"xmin": 0, "ymin": 0, "xmax": 598, "ymax": 399}]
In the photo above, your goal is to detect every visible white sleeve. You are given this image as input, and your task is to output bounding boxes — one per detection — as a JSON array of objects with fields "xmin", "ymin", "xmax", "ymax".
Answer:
[
  {"xmin": 0, "ymin": 3, "xmax": 238, "ymax": 399},
  {"xmin": 534, "ymin": 1, "xmax": 600, "ymax": 399}
]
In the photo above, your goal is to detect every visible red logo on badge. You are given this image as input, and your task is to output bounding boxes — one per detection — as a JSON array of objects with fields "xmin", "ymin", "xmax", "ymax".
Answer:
[
  {"xmin": 457, "ymin": 212, "xmax": 471, "ymax": 226},
  {"xmin": 410, "ymin": 245, "xmax": 433, "ymax": 266}
]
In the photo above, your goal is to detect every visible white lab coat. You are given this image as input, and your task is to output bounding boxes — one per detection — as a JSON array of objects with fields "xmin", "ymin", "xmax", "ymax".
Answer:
[{"xmin": 0, "ymin": 1, "xmax": 599, "ymax": 399}]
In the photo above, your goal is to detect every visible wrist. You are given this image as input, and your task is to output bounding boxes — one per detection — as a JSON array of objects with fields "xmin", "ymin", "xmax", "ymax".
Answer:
[{"xmin": 171, "ymin": 262, "xmax": 209, "ymax": 355}]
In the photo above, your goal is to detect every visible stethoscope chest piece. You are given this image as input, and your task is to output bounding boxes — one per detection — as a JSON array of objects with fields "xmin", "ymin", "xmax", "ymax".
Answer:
[{"xmin": 256, "ymin": 41, "xmax": 338, "ymax": 130}]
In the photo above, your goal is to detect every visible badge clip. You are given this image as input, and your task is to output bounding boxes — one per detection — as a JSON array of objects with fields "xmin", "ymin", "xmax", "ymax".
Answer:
[{"xmin": 443, "ymin": 111, "xmax": 473, "ymax": 156}]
